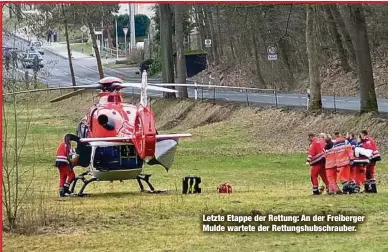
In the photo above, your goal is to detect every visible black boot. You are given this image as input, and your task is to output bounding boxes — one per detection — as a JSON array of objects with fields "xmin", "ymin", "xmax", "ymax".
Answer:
[
  {"xmin": 353, "ymin": 185, "xmax": 360, "ymax": 194},
  {"xmin": 370, "ymin": 180, "xmax": 377, "ymax": 193},
  {"xmin": 342, "ymin": 182, "xmax": 350, "ymax": 194},
  {"xmin": 348, "ymin": 181, "xmax": 356, "ymax": 194},
  {"xmin": 364, "ymin": 182, "xmax": 372, "ymax": 193},
  {"xmin": 63, "ymin": 183, "xmax": 71, "ymax": 195},
  {"xmin": 59, "ymin": 189, "xmax": 66, "ymax": 197},
  {"xmin": 312, "ymin": 186, "xmax": 320, "ymax": 195}
]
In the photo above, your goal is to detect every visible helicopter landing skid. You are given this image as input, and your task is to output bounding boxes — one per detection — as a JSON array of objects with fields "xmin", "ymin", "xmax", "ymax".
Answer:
[
  {"xmin": 137, "ymin": 174, "xmax": 167, "ymax": 194},
  {"xmin": 69, "ymin": 171, "xmax": 97, "ymax": 197}
]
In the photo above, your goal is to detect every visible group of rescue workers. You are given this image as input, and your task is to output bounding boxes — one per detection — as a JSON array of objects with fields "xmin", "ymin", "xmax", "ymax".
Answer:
[{"xmin": 307, "ymin": 130, "xmax": 382, "ymax": 195}]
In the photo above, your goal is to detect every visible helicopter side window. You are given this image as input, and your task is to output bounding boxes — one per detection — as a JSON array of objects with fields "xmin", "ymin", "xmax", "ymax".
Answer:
[{"xmin": 93, "ymin": 146, "xmax": 120, "ymax": 170}]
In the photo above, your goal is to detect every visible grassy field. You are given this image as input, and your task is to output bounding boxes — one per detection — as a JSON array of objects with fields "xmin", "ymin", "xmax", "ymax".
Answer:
[{"xmin": 3, "ymin": 93, "xmax": 388, "ymax": 252}]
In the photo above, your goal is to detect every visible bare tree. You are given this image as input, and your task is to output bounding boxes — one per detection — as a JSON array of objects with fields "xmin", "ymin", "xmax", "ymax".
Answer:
[
  {"xmin": 2, "ymin": 85, "xmax": 35, "ymax": 230},
  {"xmin": 175, "ymin": 4, "xmax": 188, "ymax": 98},
  {"xmin": 306, "ymin": 5, "xmax": 322, "ymax": 112},
  {"xmin": 331, "ymin": 5, "xmax": 357, "ymax": 69},
  {"xmin": 159, "ymin": 4, "xmax": 176, "ymax": 98},
  {"xmin": 344, "ymin": 5, "xmax": 378, "ymax": 113},
  {"xmin": 323, "ymin": 5, "xmax": 351, "ymax": 73},
  {"xmin": 88, "ymin": 22, "xmax": 104, "ymax": 79},
  {"xmin": 61, "ymin": 4, "xmax": 77, "ymax": 87}
]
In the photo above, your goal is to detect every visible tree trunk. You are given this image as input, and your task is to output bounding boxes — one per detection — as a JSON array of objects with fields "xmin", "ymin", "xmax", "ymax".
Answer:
[
  {"xmin": 345, "ymin": 5, "xmax": 378, "ymax": 113},
  {"xmin": 323, "ymin": 5, "xmax": 350, "ymax": 72},
  {"xmin": 194, "ymin": 6, "xmax": 205, "ymax": 50},
  {"xmin": 278, "ymin": 38, "xmax": 296, "ymax": 89},
  {"xmin": 159, "ymin": 4, "xmax": 176, "ymax": 99},
  {"xmin": 251, "ymin": 33, "xmax": 266, "ymax": 88},
  {"xmin": 200, "ymin": 6, "xmax": 213, "ymax": 61},
  {"xmin": 88, "ymin": 22, "xmax": 104, "ymax": 79},
  {"xmin": 215, "ymin": 6, "xmax": 224, "ymax": 58},
  {"xmin": 175, "ymin": 4, "xmax": 188, "ymax": 98},
  {"xmin": 106, "ymin": 26, "xmax": 114, "ymax": 48},
  {"xmin": 306, "ymin": 5, "xmax": 322, "ymax": 112},
  {"xmin": 329, "ymin": 5, "xmax": 357, "ymax": 70},
  {"xmin": 9, "ymin": 4, "xmax": 13, "ymax": 19},
  {"xmin": 205, "ymin": 7, "xmax": 219, "ymax": 65},
  {"xmin": 62, "ymin": 4, "xmax": 77, "ymax": 87}
]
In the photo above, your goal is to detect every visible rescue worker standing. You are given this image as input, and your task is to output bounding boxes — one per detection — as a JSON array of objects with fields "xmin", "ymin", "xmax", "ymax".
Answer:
[
  {"xmin": 335, "ymin": 132, "xmax": 353, "ymax": 192},
  {"xmin": 324, "ymin": 133, "xmax": 354, "ymax": 194},
  {"xmin": 346, "ymin": 132, "xmax": 370, "ymax": 193},
  {"xmin": 346, "ymin": 132, "xmax": 358, "ymax": 192},
  {"xmin": 360, "ymin": 130, "xmax": 381, "ymax": 193},
  {"xmin": 306, "ymin": 133, "xmax": 329, "ymax": 195},
  {"xmin": 55, "ymin": 135, "xmax": 79, "ymax": 197}
]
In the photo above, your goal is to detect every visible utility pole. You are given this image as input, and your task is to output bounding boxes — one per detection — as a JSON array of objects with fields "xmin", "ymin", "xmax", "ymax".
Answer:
[
  {"xmin": 115, "ymin": 15, "xmax": 118, "ymax": 60},
  {"xmin": 129, "ymin": 3, "xmax": 136, "ymax": 52}
]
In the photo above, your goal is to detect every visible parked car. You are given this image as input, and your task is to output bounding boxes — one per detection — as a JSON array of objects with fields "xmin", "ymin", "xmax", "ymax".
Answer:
[
  {"xmin": 28, "ymin": 40, "xmax": 44, "ymax": 55},
  {"xmin": 21, "ymin": 52, "xmax": 44, "ymax": 69}
]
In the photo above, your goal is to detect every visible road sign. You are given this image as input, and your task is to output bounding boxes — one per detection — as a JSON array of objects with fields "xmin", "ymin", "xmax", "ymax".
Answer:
[
  {"xmin": 80, "ymin": 25, "xmax": 88, "ymax": 33},
  {"xmin": 123, "ymin": 28, "xmax": 128, "ymax": 35},
  {"xmin": 267, "ymin": 46, "xmax": 277, "ymax": 55},
  {"xmin": 267, "ymin": 54, "xmax": 278, "ymax": 61},
  {"xmin": 205, "ymin": 39, "xmax": 211, "ymax": 48},
  {"xmin": 267, "ymin": 45, "xmax": 277, "ymax": 61}
]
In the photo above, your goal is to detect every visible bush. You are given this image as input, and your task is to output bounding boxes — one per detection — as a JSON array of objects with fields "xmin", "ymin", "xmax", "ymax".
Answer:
[{"xmin": 148, "ymin": 58, "xmax": 162, "ymax": 77}]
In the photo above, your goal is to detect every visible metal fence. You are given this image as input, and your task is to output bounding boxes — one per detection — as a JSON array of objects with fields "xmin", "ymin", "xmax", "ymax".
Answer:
[{"xmin": 3, "ymin": 68, "xmax": 315, "ymax": 111}]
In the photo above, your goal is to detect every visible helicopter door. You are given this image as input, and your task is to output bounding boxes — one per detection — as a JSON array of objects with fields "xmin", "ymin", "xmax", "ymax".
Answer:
[
  {"xmin": 75, "ymin": 141, "xmax": 92, "ymax": 168},
  {"xmin": 120, "ymin": 145, "xmax": 143, "ymax": 169}
]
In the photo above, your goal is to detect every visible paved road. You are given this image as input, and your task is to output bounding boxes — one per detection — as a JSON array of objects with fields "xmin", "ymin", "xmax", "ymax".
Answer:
[
  {"xmin": 2, "ymin": 34, "xmax": 161, "ymax": 85},
  {"xmin": 4, "ymin": 33, "xmax": 388, "ymax": 112}
]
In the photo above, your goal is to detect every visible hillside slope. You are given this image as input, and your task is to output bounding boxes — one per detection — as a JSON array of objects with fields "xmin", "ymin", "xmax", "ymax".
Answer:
[{"xmin": 31, "ymin": 92, "xmax": 388, "ymax": 153}]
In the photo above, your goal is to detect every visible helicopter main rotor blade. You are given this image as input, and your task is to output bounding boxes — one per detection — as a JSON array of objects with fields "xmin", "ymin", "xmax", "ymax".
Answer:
[
  {"xmin": 50, "ymin": 88, "xmax": 95, "ymax": 103},
  {"xmin": 3, "ymin": 84, "xmax": 102, "ymax": 96},
  {"xmin": 120, "ymin": 82, "xmax": 178, "ymax": 93}
]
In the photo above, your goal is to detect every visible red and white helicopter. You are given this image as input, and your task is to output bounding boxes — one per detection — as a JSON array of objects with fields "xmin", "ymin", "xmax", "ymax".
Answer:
[{"xmin": 5, "ymin": 71, "xmax": 192, "ymax": 196}]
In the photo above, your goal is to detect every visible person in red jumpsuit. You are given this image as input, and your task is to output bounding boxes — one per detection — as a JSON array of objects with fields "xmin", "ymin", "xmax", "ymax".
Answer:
[
  {"xmin": 360, "ymin": 130, "xmax": 382, "ymax": 193},
  {"xmin": 306, "ymin": 133, "xmax": 329, "ymax": 195},
  {"xmin": 55, "ymin": 135, "xmax": 78, "ymax": 197},
  {"xmin": 324, "ymin": 134, "xmax": 354, "ymax": 194}
]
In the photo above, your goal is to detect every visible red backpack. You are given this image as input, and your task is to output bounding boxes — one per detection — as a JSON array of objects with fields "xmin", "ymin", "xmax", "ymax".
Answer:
[{"xmin": 218, "ymin": 183, "xmax": 232, "ymax": 193}]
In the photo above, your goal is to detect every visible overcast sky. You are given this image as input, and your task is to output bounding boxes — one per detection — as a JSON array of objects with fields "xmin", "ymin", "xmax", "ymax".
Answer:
[{"xmin": 118, "ymin": 4, "xmax": 155, "ymax": 18}]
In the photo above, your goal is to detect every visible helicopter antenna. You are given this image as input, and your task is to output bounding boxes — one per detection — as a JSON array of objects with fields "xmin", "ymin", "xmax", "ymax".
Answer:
[{"xmin": 140, "ymin": 70, "xmax": 148, "ymax": 107}]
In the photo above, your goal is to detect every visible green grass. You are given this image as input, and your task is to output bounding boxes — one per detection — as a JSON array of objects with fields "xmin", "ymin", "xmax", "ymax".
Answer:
[
  {"xmin": 71, "ymin": 43, "xmax": 117, "ymax": 59},
  {"xmin": 70, "ymin": 43, "xmax": 94, "ymax": 56},
  {"xmin": 3, "ymin": 95, "xmax": 388, "ymax": 252},
  {"xmin": 54, "ymin": 24, "xmax": 84, "ymax": 43},
  {"xmin": 103, "ymin": 62, "xmax": 138, "ymax": 69}
]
